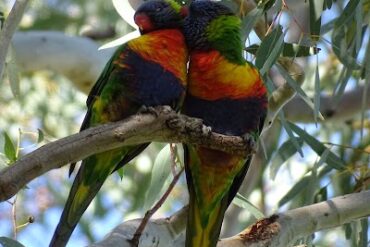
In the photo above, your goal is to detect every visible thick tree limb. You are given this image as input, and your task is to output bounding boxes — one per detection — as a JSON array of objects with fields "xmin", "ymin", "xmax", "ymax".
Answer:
[
  {"xmin": 90, "ymin": 190, "xmax": 370, "ymax": 247},
  {"xmin": 0, "ymin": 106, "xmax": 251, "ymax": 202},
  {"xmin": 12, "ymin": 31, "xmax": 113, "ymax": 93},
  {"xmin": 0, "ymin": 0, "xmax": 30, "ymax": 79}
]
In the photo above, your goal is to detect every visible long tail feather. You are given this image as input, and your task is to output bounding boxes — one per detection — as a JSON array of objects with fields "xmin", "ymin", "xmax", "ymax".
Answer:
[{"xmin": 50, "ymin": 172, "xmax": 104, "ymax": 247}]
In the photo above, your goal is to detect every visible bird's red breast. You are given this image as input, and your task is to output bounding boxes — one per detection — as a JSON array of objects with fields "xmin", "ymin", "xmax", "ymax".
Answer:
[
  {"xmin": 127, "ymin": 29, "xmax": 188, "ymax": 86},
  {"xmin": 188, "ymin": 50, "xmax": 266, "ymax": 101}
]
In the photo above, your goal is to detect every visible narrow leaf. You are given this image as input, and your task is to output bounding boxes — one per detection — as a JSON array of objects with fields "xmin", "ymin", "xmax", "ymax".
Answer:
[
  {"xmin": 256, "ymin": 26, "xmax": 284, "ymax": 75},
  {"xmin": 314, "ymin": 186, "xmax": 327, "ymax": 203},
  {"xmin": 333, "ymin": 67, "xmax": 352, "ymax": 104},
  {"xmin": 0, "ymin": 237, "xmax": 26, "ymax": 247},
  {"xmin": 331, "ymin": 0, "xmax": 361, "ymax": 70},
  {"xmin": 99, "ymin": 31, "xmax": 141, "ymax": 50},
  {"xmin": 334, "ymin": 0, "xmax": 360, "ymax": 28},
  {"xmin": 241, "ymin": 8, "xmax": 264, "ymax": 41},
  {"xmin": 233, "ymin": 193, "xmax": 265, "ymax": 219},
  {"xmin": 358, "ymin": 218, "xmax": 368, "ymax": 247},
  {"xmin": 270, "ymin": 137, "xmax": 304, "ymax": 180},
  {"xmin": 288, "ymin": 122, "xmax": 345, "ymax": 170},
  {"xmin": 314, "ymin": 54, "xmax": 321, "ymax": 124},
  {"xmin": 3, "ymin": 132, "xmax": 17, "ymax": 163},
  {"xmin": 246, "ymin": 43, "xmax": 320, "ymax": 57},
  {"xmin": 278, "ymin": 175, "xmax": 311, "ymax": 207},
  {"xmin": 112, "ymin": 0, "xmax": 138, "ymax": 28},
  {"xmin": 309, "ymin": 0, "xmax": 323, "ymax": 42},
  {"xmin": 6, "ymin": 45, "xmax": 20, "ymax": 98},
  {"xmin": 143, "ymin": 144, "xmax": 173, "ymax": 210},
  {"xmin": 361, "ymin": 31, "xmax": 370, "ymax": 139},
  {"xmin": 37, "ymin": 129, "xmax": 44, "ymax": 143},
  {"xmin": 276, "ymin": 63, "xmax": 324, "ymax": 120},
  {"xmin": 279, "ymin": 111, "xmax": 303, "ymax": 157}
]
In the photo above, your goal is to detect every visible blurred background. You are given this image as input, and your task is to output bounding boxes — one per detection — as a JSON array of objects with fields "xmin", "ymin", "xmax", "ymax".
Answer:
[{"xmin": 0, "ymin": 0, "xmax": 369, "ymax": 246}]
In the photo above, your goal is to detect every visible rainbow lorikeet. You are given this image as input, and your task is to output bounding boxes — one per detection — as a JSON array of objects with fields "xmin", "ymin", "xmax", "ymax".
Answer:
[
  {"xmin": 182, "ymin": 1, "xmax": 267, "ymax": 246},
  {"xmin": 50, "ymin": 1, "xmax": 188, "ymax": 246}
]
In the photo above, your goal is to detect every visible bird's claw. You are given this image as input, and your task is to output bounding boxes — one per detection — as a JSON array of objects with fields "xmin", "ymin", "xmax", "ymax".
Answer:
[
  {"xmin": 138, "ymin": 105, "xmax": 159, "ymax": 117},
  {"xmin": 242, "ymin": 133, "xmax": 257, "ymax": 153}
]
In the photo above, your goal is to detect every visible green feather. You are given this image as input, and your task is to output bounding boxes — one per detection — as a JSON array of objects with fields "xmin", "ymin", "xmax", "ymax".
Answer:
[{"xmin": 206, "ymin": 15, "xmax": 245, "ymax": 65}]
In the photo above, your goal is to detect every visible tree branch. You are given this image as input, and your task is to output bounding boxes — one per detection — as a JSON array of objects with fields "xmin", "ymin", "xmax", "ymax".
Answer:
[
  {"xmin": 0, "ymin": 106, "xmax": 251, "ymax": 202},
  {"xmin": 0, "ymin": 0, "xmax": 29, "ymax": 79},
  {"xmin": 12, "ymin": 31, "xmax": 113, "ymax": 93},
  {"xmin": 90, "ymin": 190, "xmax": 370, "ymax": 247}
]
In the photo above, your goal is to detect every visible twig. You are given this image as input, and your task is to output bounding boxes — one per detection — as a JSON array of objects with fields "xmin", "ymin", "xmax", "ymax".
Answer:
[
  {"xmin": 0, "ymin": 0, "xmax": 30, "ymax": 79},
  {"xmin": 130, "ymin": 167, "xmax": 184, "ymax": 246},
  {"xmin": 11, "ymin": 195, "xmax": 17, "ymax": 239}
]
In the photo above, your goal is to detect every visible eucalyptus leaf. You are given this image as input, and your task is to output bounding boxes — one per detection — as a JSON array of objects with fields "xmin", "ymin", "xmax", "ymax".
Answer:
[
  {"xmin": 278, "ymin": 112, "xmax": 303, "ymax": 157},
  {"xmin": 278, "ymin": 175, "xmax": 311, "ymax": 207},
  {"xmin": 288, "ymin": 122, "xmax": 345, "ymax": 170},
  {"xmin": 233, "ymin": 193, "xmax": 265, "ymax": 219},
  {"xmin": 246, "ymin": 43, "xmax": 320, "ymax": 57},
  {"xmin": 331, "ymin": 0, "xmax": 361, "ymax": 70},
  {"xmin": 256, "ymin": 26, "xmax": 284, "ymax": 75},
  {"xmin": 6, "ymin": 45, "xmax": 20, "ymax": 98},
  {"xmin": 0, "ymin": 237, "xmax": 26, "ymax": 247},
  {"xmin": 358, "ymin": 218, "xmax": 368, "ymax": 247},
  {"xmin": 3, "ymin": 132, "xmax": 17, "ymax": 163},
  {"xmin": 37, "ymin": 129, "xmax": 44, "ymax": 143},
  {"xmin": 143, "ymin": 144, "xmax": 173, "ymax": 210},
  {"xmin": 276, "ymin": 63, "xmax": 324, "ymax": 121},
  {"xmin": 241, "ymin": 8, "xmax": 264, "ymax": 41},
  {"xmin": 314, "ymin": 56, "xmax": 321, "ymax": 124},
  {"xmin": 270, "ymin": 137, "xmax": 304, "ymax": 180},
  {"xmin": 309, "ymin": 0, "xmax": 323, "ymax": 42}
]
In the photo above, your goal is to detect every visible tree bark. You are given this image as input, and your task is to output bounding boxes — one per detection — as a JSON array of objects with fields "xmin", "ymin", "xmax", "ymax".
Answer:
[
  {"xmin": 90, "ymin": 190, "xmax": 370, "ymax": 247},
  {"xmin": 0, "ymin": 106, "xmax": 252, "ymax": 202}
]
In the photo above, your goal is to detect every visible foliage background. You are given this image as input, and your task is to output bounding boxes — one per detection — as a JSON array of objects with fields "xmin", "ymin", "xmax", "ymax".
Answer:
[{"xmin": 0, "ymin": 0, "xmax": 369, "ymax": 246}]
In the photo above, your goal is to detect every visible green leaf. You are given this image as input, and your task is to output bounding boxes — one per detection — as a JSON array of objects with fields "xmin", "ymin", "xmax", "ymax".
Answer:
[
  {"xmin": 314, "ymin": 55, "xmax": 321, "ymax": 124},
  {"xmin": 143, "ymin": 144, "xmax": 173, "ymax": 210},
  {"xmin": 246, "ymin": 43, "xmax": 320, "ymax": 57},
  {"xmin": 334, "ymin": 0, "xmax": 360, "ymax": 28},
  {"xmin": 270, "ymin": 137, "xmax": 304, "ymax": 180},
  {"xmin": 278, "ymin": 175, "xmax": 311, "ymax": 207},
  {"xmin": 344, "ymin": 223, "xmax": 352, "ymax": 239},
  {"xmin": 323, "ymin": 0, "xmax": 334, "ymax": 10},
  {"xmin": 332, "ymin": 67, "xmax": 352, "ymax": 104},
  {"xmin": 332, "ymin": 27, "xmax": 361, "ymax": 70},
  {"xmin": 0, "ymin": 237, "xmax": 26, "ymax": 247},
  {"xmin": 241, "ymin": 8, "xmax": 264, "ymax": 41},
  {"xmin": 276, "ymin": 63, "xmax": 324, "ymax": 120},
  {"xmin": 288, "ymin": 122, "xmax": 345, "ymax": 170},
  {"xmin": 6, "ymin": 45, "xmax": 20, "ymax": 98},
  {"xmin": 233, "ymin": 193, "xmax": 265, "ymax": 219},
  {"xmin": 331, "ymin": 0, "xmax": 361, "ymax": 70},
  {"xmin": 3, "ymin": 132, "xmax": 17, "ymax": 163},
  {"xmin": 358, "ymin": 218, "xmax": 368, "ymax": 247},
  {"xmin": 309, "ymin": 0, "xmax": 323, "ymax": 42},
  {"xmin": 361, "ymin": 32, "xmax": 370, "ymax": 139},
  {"xmin": 258, "ymin": 0, "xmax": 277, "ymax": 11},
  {"xmin": 255, "ymin": 26, "xmax": 284, "ymax": 75},
  {"xmin": 37, "ymin": 129, "xmax": 44, "ymax": 143},
  {"xmin": 314, "ymin": 186, "xmax": 327, "ymax": 203},
  {"xmin": 279, "ymin": 112, "xmax": 303, "ymax": 157}
]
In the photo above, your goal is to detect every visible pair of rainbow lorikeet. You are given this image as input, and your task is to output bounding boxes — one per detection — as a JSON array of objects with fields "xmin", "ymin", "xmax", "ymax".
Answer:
[{"xmin": 50, "ymin": 0, "xmax": 267, "ymax": 246}]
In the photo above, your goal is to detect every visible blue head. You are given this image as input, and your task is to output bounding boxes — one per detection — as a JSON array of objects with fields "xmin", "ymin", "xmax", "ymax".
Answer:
[
  {"xmin": 183, "ymin": 0, "xmax": 235, "ymax": 51},
  {"xmin": 134, "ymin": 0, "xmax": 187, "ymax": 34}
]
